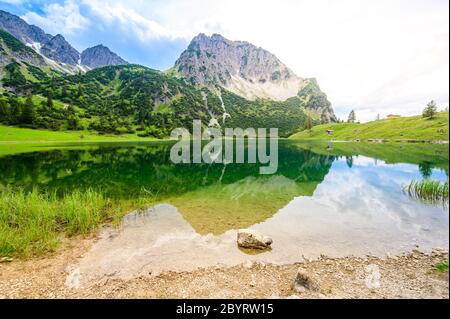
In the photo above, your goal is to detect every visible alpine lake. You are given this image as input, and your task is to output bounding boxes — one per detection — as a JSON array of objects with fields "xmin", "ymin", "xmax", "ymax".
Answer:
[{"xmin": 0, "ymin": 140, "xmax": 448, "ymax": 277}]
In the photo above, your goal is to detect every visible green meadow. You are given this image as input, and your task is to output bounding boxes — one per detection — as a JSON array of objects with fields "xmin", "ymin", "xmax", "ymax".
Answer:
[{"xmin": 290, "ymin": 112, "xmax": 449, "ymax": 142}]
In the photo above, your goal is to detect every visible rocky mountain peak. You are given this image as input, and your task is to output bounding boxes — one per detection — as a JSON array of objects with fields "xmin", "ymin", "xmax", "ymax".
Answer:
[
  {"xmin": 0, "ymin": 10, "xmax": 51, "ymax": 44},
  {"xmin": 175, "ymin": 33, "xmax": 337, "ymax": 121},
  {"xmin": 81, "ymin": 45, "xmax": 128, "ymax": 68},
  {"xmin": 40, "ymin": 34, "xmax": 80, "ymax": 65},
  {"xmin": 175, "ymin": 33, "xmax": 304, "ymax": 101},
  {"xmin": 0, "ymin": 10, "xmax": 128, "ymax": 70}
]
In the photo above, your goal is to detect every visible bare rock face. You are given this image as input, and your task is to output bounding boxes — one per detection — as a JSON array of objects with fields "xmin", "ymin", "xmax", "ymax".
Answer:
[
  {"xmin": 175, "ymin": 33, "xmax": 304, "ymax": 101},
  {"xmin": 81, "ymin": 45, "xmax": 128, "ymax": 68},
  {"xmin": 237, "ymin": 229, "xmax": 273, "ymax": 250},
  {"xmin": 175, "ymin": 33, "xmax": 337, "ymax": 122},
  {"xmin": 0, "ymin": 10, "xmax": 127, "ymax": 70},
  {"xmin": 0, "ymin": 10, "xmax": 51, "ymax": 45},
  {"xmin": 40, "ymin": 34, "xmax": 80, "ymax": 65},
  {"xmin": 297, "ymin": 78, "xmax": 337, "ymax": 122},
  {"xmin": 0, "ymin": 29, "xmax": 45, "ymax": 67}
]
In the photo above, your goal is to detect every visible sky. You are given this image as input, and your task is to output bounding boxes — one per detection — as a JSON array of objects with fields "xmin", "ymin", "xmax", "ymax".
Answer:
[{"xmin": 1, "ymin": 0, "xmax": 448, "ymax": 122}]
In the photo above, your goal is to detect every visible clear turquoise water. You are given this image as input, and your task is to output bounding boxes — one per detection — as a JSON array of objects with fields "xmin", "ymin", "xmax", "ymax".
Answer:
[{"xmin": 0, "ymin": 141, "xmax": 448, "ymax": 258}]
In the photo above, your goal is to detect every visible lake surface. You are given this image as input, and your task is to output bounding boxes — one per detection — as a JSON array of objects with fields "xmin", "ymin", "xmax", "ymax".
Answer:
[{"xmin": 1, "ymin": 141, "xmax": 448, "ymax": 279}]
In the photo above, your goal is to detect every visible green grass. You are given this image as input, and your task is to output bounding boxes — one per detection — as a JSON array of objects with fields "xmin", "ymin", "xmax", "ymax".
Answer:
[
  {"xmin": 290, "ymin": 112, "xmax": 449, "ymax": 142},
  {"xmin": 404, "ymin": 179, "xmax": 449, "ymax": 204},
  {"xmin": 434, "ymin": 261, "xmax": 449, "ymax": 273},
  {"xmin": 0, "ymin": 125, "xmax": 158, "ymax": 144},
  {"xmin": 0, "ymin": 187, "xmax": 157, "ymax": 258}
]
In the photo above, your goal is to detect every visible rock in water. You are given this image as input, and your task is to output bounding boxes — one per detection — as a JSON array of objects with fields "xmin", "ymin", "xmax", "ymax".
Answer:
[
  {"xmin": 237, "ymin": 229, "xmax": 273, "ymax": 250},
  {"xmin": 293, "ymin": 269, "xmax": 320, "ymax": 293}
]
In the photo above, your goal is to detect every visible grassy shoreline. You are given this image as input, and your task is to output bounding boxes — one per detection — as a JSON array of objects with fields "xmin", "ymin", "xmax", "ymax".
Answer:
[
  {"xmin": 0, "ymin": 125, "xmax": 159, "ymax": 144},
  {"xmin": 0, "ymin": 187, "xmax": 157, "ymax": 258}
]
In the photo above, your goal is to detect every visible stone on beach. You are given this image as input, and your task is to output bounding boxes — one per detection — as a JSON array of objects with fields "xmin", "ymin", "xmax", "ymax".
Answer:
[{"xmin": 237, "ymin": 229, "xmax": 273, "ymax": 250}]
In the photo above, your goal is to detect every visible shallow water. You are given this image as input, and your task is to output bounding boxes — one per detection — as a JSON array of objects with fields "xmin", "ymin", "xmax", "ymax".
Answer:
[{"xmin": 1, "ymin": 141, "xmax": 448, "ymax": 281}]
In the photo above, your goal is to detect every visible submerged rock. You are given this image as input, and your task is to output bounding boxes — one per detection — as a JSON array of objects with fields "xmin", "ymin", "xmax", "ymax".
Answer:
[
  {"xmin": 293, "ymin": 269, "xmax": 320, "ymax": 293},
  {"xmin": 237, "ymin": 229, "xmax": 273, "ymax": 250}
]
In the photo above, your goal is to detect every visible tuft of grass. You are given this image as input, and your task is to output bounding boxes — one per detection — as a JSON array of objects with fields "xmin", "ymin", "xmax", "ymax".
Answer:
[
  {"xmin": 404, "ymin": 179, "xmax": 449, "ymax": 204},
  {"xmin": 0, "ymin": 187, "xmax": 157, "ymax": 258},
  {"xmin": 434, "ymin": 261, "xmax": 449, "ymax": 273}
]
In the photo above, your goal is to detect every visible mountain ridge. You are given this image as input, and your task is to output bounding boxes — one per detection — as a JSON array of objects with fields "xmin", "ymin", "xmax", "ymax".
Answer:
[
  {"xmin": 1, "ymin": 8, "xmax": 337, "ymax": 139},
  {"xmin": 0, "ymin": 10, "xmax": 127, "ymax": 71}
]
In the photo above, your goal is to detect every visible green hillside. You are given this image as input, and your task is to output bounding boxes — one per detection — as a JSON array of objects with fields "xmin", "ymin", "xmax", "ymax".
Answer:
[
  {"xmin": 290, "ymin": 112, "xmax": 449, "ymax": 142},
  {"xmin": 1, "ymin": 64, "xmax": 311, "ymax": 138}
]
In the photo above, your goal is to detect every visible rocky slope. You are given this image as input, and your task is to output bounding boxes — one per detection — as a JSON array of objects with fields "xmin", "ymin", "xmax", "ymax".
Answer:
[
  {"xmin": 81, "ymin": 45, "xmax": 128, "ymax": 68},
  {"xmin": 0, "ymin": 10, "xmax": 50, "ymax": 45},
  {"xmin": 297, "ymin": 78, "xmax": 337, "ymax": 122},
  {"xmin": 0, "ymin": 29, "xmax": 45, "ymax": 67},
  {"xmin": 0, "ymin": 10, "xmax": 127, "ymax": 71},
  {"xmin": 175, "ymin": 33, "xmax": 304, "ymax": 101},
  {"xmin": 175, "ymin": 33, "xmax": 336, "ymax": 121},
  {"xmin": 40, "ymin": 34, "xmax": 80, "ymax": 65}
]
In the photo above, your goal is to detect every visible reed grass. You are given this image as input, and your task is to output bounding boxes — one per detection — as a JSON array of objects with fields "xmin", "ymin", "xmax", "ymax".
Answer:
[
  {"xmin": 0, "ymin": 187, "xmax": 157, "ymax": 258},
  {"xmin": 404, "ymin": 179, "xmax": 449, "ymax": 204}
]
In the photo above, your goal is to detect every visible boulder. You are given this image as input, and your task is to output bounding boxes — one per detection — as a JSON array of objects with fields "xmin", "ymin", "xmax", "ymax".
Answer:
[{"xmin": 237, "ymin": 229, "xmax": 273, "ymax": 250}]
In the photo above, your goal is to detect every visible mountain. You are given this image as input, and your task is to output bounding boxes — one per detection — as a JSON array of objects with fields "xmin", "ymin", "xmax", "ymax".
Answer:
[
  {"xmin": 175, "ymin": 33, "xmax": 336, "ymax": 121},
  {"xmin": 297, "ymin": 78, "xmax": 337, "ymax": 122},
  {"xmin": 175, "ymin": 33, "xmax": 303, "ymax": 101},
  {"xmin": 1, "ymin": 8, "xmax": 335, "ymax": 137},
  {"xmin": 81, "ymin": 45, "xmax": 128, "ymax": 68},
  {"xmin": 0, "ymin": 10, "xmax": 50, "ymax": 45},
  {"xmin": 0, "ymin": 28, "xmax": 45, "ymax": 67},
  {"xmin": 40, "ymin": 34, "xmax": 80, "ymax": 65},
  {"xmin": 0, "ymin": 10, "xmax": 127, "ymax": 71},
  {"xmin": 0, "ymin": 64, "xmax": 309, "ymax": 137}
]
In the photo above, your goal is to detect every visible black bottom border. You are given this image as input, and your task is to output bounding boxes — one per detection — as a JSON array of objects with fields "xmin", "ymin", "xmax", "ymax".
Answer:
[{"xmin": 1, "ymin": 299, "xmax": 448, "ymax": 318}]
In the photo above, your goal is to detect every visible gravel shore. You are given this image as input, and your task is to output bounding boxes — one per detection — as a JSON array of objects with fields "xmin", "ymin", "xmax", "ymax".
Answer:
[{"xmin": 0, "ymin": 236, "xmax": 448, "ymax": 299}]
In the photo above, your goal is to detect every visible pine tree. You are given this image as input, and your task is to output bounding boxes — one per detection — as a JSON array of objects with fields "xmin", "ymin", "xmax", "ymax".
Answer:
[
  {"xmin": 76, "ymin": 84, "xmax": 83, "ymax": 98},
  {"xmin": 0, "ymin": 99, "xmax": 9, "ymax": 122},
  {"xmin": 21, "ymin": 95, "xmax": 36, "ymax": 125},
  {"xmin": 46, "ymin": 90, "xmax": 53, "ymax": 108},
  {"xmin": 306, "ymin": 116, "xmax": 313, "ymax": 131},
  {"xmin": 67, "ymin": 104, "xmax": 75, "ymax": 115},
  {"xmin": 62, "ymin": 86, "xmax": 68, "ymax": 98},
  {"xmin": 347, "ymin": 110, "xmax": 356, "ymax": 123},
  {"xmin": 67, "ymin": 114, "xmax": 80, "ymax": 130},
  {"xmin": 8, "ymin": 99, "xmax": 22, "ymax": 125},
  {"xmin": 423, "ymin": 100, "xmax": 437, "ymax": 119}
]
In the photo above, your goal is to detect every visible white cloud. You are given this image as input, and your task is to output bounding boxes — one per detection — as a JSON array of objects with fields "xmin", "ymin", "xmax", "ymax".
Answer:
[
  {"xmin": 21, "ymin": 0, "xmax": 90, "ymax": 36},
  {"xmin": 81, "ymin": 0, "xmax": 177, "ymax": 41}
]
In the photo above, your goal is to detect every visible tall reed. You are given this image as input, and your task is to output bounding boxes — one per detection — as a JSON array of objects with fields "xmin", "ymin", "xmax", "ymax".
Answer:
[{"xmin": 404, "ymin": 179, "xmax": 449, "ymax": 205}]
